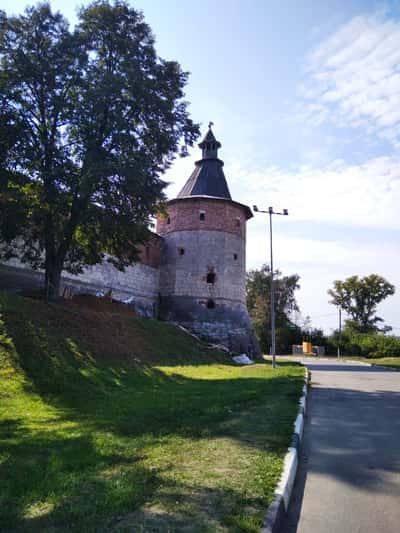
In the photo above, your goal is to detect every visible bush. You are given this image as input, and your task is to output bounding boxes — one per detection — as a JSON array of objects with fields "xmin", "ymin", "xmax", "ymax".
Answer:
[
  {"xmin": 369, "ymin": 335, "xmax": 400, "ymax": 358},
  {"xmin": 329, "ymin": 330, "xmax": 400, "ymax": 358}
]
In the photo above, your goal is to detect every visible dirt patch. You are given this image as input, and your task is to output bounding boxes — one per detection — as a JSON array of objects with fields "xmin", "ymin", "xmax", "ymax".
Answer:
[
  {"xmin": 66, "ymin": 293, "xmax": 136, "ymax": 316},
  {"xmin": 50, "ymin": 298, "xmax": 152, "ymax": 362},
  {"xmin": 2, "ymin": 292, "xmax": 223, "ymax": 367},
  {"xmin": 42, "ymin": 299, "xmax": 149, "ymax": 363},
  {"xmin": 1, "ymin": 290, "xmax": 226, "ymax": 368}
]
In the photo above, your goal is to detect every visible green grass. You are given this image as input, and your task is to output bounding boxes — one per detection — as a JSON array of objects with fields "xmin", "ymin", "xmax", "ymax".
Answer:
[
  {"xmin": 0, "ymin": 292, "xmax": 304, "ymax": 532},
  {"xmin": 345, "ymin": 356, "xmax": 400, "ymax": 369}
]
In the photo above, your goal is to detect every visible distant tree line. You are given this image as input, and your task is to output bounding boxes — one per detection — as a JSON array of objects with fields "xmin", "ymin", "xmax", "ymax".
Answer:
[
  {"xmin": 247, "ymin": 267, "xmax": 398, "ymax": 358},
  {"xmin": 246, "ymin": 264, "xmax": 321, "ymax": 354}
]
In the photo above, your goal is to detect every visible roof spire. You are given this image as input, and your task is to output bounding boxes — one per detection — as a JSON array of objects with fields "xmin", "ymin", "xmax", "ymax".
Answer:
[
  {"xmin": 176, "ymin": 124, "xmax": 231, "ymax": 199},
  {"xmin": 198, "ymin": 122, "xmax": 221, "ymax": 159}
]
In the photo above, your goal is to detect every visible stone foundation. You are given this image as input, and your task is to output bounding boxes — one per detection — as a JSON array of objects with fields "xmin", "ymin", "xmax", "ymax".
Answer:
[{"xmin": 160, "ymin": 295, "xmax": 259, "ymax": 355}]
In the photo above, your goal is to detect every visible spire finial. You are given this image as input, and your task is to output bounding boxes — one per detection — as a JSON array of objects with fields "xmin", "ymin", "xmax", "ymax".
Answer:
[{"xmin": 198, "ymin": 123, "xmax": 221, "ymax": 159}]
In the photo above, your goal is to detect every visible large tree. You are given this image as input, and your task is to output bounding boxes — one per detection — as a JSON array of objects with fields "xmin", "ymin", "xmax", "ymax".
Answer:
[
  {"xmin": 328, "ymin": 274, "xmax": 395, "ymax": 333},
  {"xmin": 246, "ymin": 265, "xmax": 301, "ymax": 353},
  {"xmin": 0, "ymin": 2, "xmax": 199, "ymax": 297}
]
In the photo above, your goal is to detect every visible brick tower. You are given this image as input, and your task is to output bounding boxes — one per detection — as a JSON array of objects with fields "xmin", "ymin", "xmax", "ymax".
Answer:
[{"xmin": 156, "ymin": 125, "xmax": 259, "ymax": 355}]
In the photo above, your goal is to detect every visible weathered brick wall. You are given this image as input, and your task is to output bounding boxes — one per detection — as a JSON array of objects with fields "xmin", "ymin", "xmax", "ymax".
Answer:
[
  {"xmin": 159, "ymin": 229, "xmax": 246, "ymax": 304},
  {"xmin": 156, "ymin": 197, "xmax": 248, "ymax": 239}
]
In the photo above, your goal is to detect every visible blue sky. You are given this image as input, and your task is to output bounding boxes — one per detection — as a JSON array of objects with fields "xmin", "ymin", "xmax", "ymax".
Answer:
[{"xmin": 2, "ymin": 0, "xmax": 400, "ymax": 333}]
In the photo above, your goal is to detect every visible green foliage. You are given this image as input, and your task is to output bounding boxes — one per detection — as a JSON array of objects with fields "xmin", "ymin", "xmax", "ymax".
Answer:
[
  {"xmin": 0, "ymin": 292, "xmax": 304, "ymax": 531},
  {"xmin": 328, "ymin": 274, "xmax": 395, "ymax": 333},
  {"xmin": 329, "ymin": 327, "xmax": 400, "ymax": 358},
  {"xmin": 306, "ymin": 327, "xmax": 326, "ymax": 346},
  {"xmin": 0, "ymin": 2, "xmax": 199, "ymax": 296},
  {"xmin": 246, "ymin": 265, "xmax": 301, "ymax": 353}
]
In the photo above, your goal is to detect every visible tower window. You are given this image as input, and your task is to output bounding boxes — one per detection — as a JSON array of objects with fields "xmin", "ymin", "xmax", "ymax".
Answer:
[
  {"xmin": 207, "ymin": 299, "xmax": 215, "ymax": 309},
  {"xmin": 178, "ymin": 247, "xmax": 185, "ymax": 256},
  {"xmin": 235, "ymin": 218, "xmax": 241, "ymax": 227},
  {"xmin": 206, "ymin": 271, "xmax": 216, "ymax": 284},
  {"xmin": 199, "ymin": 211, "xmax": 205, "ymax": 221},
  {"xmin": 233, "ymin": 253, "xmax": 238, "ymax": 261},
  {"xmin": 167, "ymin": 217, "xmax": 171, "ymax": 225}
]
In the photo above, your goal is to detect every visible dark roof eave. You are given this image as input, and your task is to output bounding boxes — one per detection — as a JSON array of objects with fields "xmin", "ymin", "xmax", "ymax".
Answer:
[{"xmin": 165, "ymin": 195, "xmax": 253, "ymax": 220}]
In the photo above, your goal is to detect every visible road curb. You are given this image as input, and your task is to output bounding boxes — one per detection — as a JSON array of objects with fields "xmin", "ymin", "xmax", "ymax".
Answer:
[
  {"xmin": 345, "ymin": 360, "xmax": 372, "ymax": 366},
  {"xmin": 261, "ymin": 367, "xmax": 310, "ymax": 533}
]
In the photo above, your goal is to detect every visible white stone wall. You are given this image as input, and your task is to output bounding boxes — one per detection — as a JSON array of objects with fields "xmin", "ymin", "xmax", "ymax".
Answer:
[
  {"xmin": 1, "ymin": 256, "xmax": 160, "ymax": 316},
  {"xmin": 65, "ymin": 260, "xmax": 159, "ymax": 302}
]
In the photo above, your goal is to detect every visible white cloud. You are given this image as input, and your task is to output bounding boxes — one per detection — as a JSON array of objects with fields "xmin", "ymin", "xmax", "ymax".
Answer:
[
  {"xmin": 300, "ymin": 12, "xmax": 400, "ymax": 145},
  {"xmin": 226, "ymin": 154, "xmax": 400, "ymax": 332},
  {"xmin": 247, "ymin": 233, "xmax": 399, "ymax": 271},
  {"xmin": 245, "ymin": 228, "xmax": 400, "ymax": 333},
  {"xmin": 227, "ymin": 154, "xmax": 400, "ymax": 232}
]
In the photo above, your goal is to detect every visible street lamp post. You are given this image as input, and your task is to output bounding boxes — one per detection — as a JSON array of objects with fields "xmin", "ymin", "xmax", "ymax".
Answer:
[
  {"xmin": 337, "ymin": 306, "xmax": 342, "ymax": 357},
  {"xmin": 253, "ymin": 205, "xmax": 289, "ymax": 368}
]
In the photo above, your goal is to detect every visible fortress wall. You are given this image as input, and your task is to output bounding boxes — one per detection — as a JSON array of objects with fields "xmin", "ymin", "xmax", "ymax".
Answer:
[
  {"xmin": 62, "ymin": 260, "xmax": 160, "ymax": 316},
  {"xmin": 0, "ymin": 238, "xmax": 162, "ymax": 317}
]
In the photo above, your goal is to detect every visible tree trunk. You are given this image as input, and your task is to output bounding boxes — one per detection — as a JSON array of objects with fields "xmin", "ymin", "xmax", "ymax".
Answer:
[{"xmin": 44, "ymin": 261, "xmax": 62, "ymax": 300}]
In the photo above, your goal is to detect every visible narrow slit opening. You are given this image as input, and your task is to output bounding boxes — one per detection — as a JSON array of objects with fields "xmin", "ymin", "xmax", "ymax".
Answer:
[{"xmin": 207, "ymin": 299, "xmax": 215, "ymax": 309}]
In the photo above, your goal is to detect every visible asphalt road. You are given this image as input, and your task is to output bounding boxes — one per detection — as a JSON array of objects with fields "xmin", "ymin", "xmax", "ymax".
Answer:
[{"xmin": 282, "ymin": 358, "xmax": 400, "ymax": 533}]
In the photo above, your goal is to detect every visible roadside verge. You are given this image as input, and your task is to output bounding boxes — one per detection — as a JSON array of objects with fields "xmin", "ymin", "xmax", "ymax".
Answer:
[{"xmin": 261, "ymin": 366, "xmax": 310, "ymax": 533}]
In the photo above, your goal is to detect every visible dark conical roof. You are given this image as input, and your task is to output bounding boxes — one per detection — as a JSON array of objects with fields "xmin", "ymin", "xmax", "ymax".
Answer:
[
  {"xmin": 177, "ymin": 124, "xmax": 231, "ymax": 200},
  {"xmin": 178, "ymin": 159, "xmax": 231, "ymax": 199}
]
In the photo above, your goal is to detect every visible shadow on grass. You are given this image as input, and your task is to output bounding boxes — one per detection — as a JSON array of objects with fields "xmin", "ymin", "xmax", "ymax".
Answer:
[
  {"xmin": 108, "ymin": 481, "xmax": 269, "ymax": 533},
  {"xmin": 0, "ymin": 418, "xmax": 162, "ymax": 531},
  {"xmin": 0, "ymin": 294, "xmax": 303, "ymax": 531},
  {"xmin": 0, "ymin": 291, "xmax": 229, "ymax": 368},
  {"xmin": 1, "ymin": 417, "xmax": 268, "ymax": 532},
  {"xmin": 0, "ymin": 400, "xmax": 288, "ymax": 531},
  {"xmin": 1, "ymin": 297, "xmax": 302, "ymax": 445},
  {"xmin": 264, "ymin": 361, "xmax": 303, "ymax": 368}
]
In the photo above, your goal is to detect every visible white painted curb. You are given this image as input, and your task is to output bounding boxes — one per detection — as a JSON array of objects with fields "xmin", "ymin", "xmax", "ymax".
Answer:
[
  {"xmin": 261, "ymin": 367, "xmax": 310, "ymax": 533},
  {"xmin": 275, "ymin": 447, "xmax": 298, "ymax": 510}
]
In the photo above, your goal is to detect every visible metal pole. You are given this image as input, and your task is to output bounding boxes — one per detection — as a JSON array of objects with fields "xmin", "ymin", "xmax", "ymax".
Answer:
[
  {"xmin": 337, "ymin": 307, "xmax": 342, "ymax": 357},
  {"xmin": 269, "ymin": 207, "xmax": 276, "ymax": 368},
  {"xmin": 253, "ymin": 204, "xmax": 287, "ymax": 368}
]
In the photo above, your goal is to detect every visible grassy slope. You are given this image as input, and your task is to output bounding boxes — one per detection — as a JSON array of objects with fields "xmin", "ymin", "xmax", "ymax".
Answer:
[
  {"xmin": 0, "ymin": 293, "xmax": 304, "ymax": 532},
  {"xmin": 344, "ymin": 356, "xmax": 400, "ymax": 369},
  {"xmin": 370, "ymin": 358, "xmax": 400, "ymax": 369}
]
